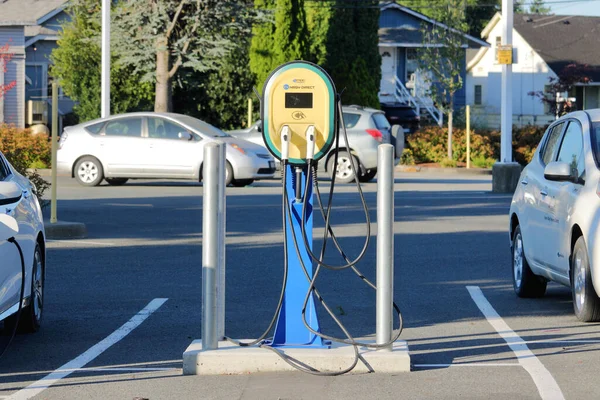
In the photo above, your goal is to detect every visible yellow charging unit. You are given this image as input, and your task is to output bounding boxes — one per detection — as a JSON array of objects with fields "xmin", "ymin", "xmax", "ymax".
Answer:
[
  {"xmin": 261, "ymin": 61, "xmax": 338, "ymax": 348},
  {"xmin": 262, "ymin": 61, "xmax": 337, "ymax": 165}
]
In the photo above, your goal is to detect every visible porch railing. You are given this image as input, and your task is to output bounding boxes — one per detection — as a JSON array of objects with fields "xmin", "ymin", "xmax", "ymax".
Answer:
[{"xmin": 393, "ymin": 74, "xmax": 443, "ymax": 127}]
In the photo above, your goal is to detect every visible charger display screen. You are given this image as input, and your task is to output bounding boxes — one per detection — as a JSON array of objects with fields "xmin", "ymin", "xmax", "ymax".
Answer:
[{"xmin": 285, "ymin": 92, "xmax": 313, "ymax": 109}]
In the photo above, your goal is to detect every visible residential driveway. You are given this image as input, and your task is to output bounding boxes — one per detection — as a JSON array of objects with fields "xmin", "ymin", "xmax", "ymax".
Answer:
[{"xmin": 0, "ymin": 173, "xmax": 597, "ymax": 400}]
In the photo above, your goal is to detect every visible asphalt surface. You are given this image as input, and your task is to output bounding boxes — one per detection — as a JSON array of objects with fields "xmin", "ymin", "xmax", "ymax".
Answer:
[{"xmin": 0, "ymin": 172, "xmax": 598, "ymax": 399}]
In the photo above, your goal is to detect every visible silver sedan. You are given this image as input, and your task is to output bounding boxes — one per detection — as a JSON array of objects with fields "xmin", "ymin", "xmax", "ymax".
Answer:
[{"xmin": 57, "ymin": 112, "xmax": 276, "ymax": 187}]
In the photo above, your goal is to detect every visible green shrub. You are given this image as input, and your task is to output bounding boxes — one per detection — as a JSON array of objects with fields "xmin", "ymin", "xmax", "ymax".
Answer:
[
  {"xmin": 407, "ymin": 124, "xmax": 548, "ymax": 166},
  {"xmin": 0, "ymin": 124, "xmax": 50, "ymax": 202},
  {"xmin": 400, "ymin": 148, "xmax": 415, "ymax": 165},
  {"xmin": 440, "ymin": 158, "xmax": 457, "ymax": 168}
]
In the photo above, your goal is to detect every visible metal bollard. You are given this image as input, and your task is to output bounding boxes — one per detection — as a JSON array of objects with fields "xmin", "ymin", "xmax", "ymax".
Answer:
[
  {"xmin": 202, "ymin": 142, "xmax": 223, "ymax": 350},
  {"xmin": 376, "ymin": 144, "xmax": 394, "ymax": 351},
  {"xmin": 217, "ymin": 143, "xmax": 226, "ymax": 340}
]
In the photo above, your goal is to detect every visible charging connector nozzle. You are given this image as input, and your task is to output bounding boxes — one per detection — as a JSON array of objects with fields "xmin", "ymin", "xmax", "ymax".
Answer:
[
  {"xmin": 280, "ymin": 125, "xmax": 290, "ymax": 161},
  {"xmin": 306, "ymin": 125, "xmax": 316, "ymax": 162}
]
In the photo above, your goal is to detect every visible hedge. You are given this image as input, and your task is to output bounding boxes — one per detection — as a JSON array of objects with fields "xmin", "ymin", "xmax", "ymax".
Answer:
[
  {"xmin": 404, "ymin": 125, "xmax": 547, "ymax": 168},
  {"xmin": 0, "ymin": 124, "xmax": 50, "ymax": 201}
]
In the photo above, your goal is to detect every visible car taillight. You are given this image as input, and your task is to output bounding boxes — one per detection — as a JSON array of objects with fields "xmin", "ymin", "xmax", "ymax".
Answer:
[
  {"xmin": 58, "ymin": 132, "xmax": 68, "ymax": 149},
  {"xmin": 366, "ymin": 129, "xmax": 383, "ymax": 142}
]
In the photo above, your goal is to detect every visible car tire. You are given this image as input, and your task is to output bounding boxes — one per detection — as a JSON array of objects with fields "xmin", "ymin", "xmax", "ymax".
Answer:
[
  {"xmin": 512, "ymin": 225, "xmax": 547, "ymax": 298},
  {"xmin": 74, "ymin": 156, "xmax": 104, "ymax": 187},
  {"xmin": 232, "ymin": 179, "xmax": 254, "ymax": 187},
  {"xmin": 358, "ymin": 169, "xmax": 377, "ymax": 183},
  {"xmin": 225, "ymin": 161, "xmax": 233, "ymax": 186},
  {"xmin": 5, "ymin": 243, "xmax": 44, "ymax": 333},
  {"xmin": 105, "ymin": 178, "xmax": 128, "ymax": 186},
  {"xmin": 327, "ymin": 152, "xmax": 359, "ymax": 184},
  {"xmin": 571, "ymin": 236, "xmax": 600, "ymax": 322}
]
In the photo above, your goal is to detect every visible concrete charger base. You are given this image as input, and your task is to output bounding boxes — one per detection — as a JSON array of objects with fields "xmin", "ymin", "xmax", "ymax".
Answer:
[{"xmin": 183, "ymin": 339, "xmax": 411, "ymax": 375}]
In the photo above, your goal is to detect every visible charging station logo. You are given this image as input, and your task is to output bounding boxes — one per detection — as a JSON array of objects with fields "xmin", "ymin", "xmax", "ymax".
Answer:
[
  {"xmin": 292, "ymin": 111, "xmax": 306, "ymax": 120},
  {"xmin": 293, "ymin": 79, "xmax": 305, "ymax": 84},
  {"xmin": 283, "ymin": 84, "xmax": 290, "ymax": 90}
]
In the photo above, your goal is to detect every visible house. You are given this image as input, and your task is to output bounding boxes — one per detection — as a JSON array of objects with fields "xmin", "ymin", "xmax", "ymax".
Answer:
[
  {"xmin": 378, "ymin": 3, "xmax": 489, "ymax": 126},
  {"xmin": 466, "ymin": 13, "xmax": 600, "ymax": 129},
  {"xmin": 0, "ymin": 0, "xmax": 71, "ymax": 129}
]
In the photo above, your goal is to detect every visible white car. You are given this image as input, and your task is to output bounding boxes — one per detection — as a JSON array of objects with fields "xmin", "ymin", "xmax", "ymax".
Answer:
[
  {"xmin": 509, "ymin": 109, "xmax": 600, "ymax": 321},
  {"xmin": 0, "ymin": 151, "xmax": 45, "ymax": 333},
  {"xmin": 57, "ymin": 112, "xmax": 276, "ymax": 187}
]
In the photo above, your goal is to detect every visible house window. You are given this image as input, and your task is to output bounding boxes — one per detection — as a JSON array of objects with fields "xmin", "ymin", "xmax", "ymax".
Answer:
[
  {"xmin": 405, "ymin": 48, "xmax": 418, "ymax": 82},
  {"xmin": 494, "ymin": 36, "xmax": 501, "ymax": 63},
  {"xmin": 474, "ymin": 85, "xmax": 483, "ymax": 105}
]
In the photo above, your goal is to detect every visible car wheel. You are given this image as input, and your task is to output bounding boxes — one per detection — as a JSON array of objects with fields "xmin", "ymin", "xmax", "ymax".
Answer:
[
  {"xmin": 105, "ymin": 178, "xmax": 128, "ymax": 186},
  {"xmin": 358, "ymin": 169, "xmax": 377, "ymax": 183},
  {"xmin": 225, "ymin": 161, "xmax": 233, "ymax": 186},
  {"xmin": 5, "ymin": 243, "xmax": 44, "ymax": 333},
  {"xmin": 232, "ymin": 179, "xmax": 254, "ymax": 187},
  {"xmin": 75, "ymin": 156, "xmax": 104, "ymax": 187},
  {"xmin": 571, "ymin": 236, "xmax": 600, "ymax": 322},
  {"xmin": 327, "ymin": 152, "xmax": 359, "ymax": 184},
  {"xmin": 512, "ymin": 225, "xmax": 547, "ymax": 298}
]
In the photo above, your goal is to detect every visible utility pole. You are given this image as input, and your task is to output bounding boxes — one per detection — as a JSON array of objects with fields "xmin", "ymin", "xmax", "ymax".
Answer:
[
  {"xmin": 101, "ymin": 0, "xmax": 110, "ymax": 118},
  {"xmin": 500, "ymin": 0, "xmax": 513, "ymax": 163},
  {"xmin": 492, "ymin": 0, "xmax": 521, "ymax": 193}
]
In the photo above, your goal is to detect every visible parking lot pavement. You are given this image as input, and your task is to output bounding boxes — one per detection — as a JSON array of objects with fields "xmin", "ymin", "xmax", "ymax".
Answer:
[{"xmin": 1, "ymin": 173, "xmax": 599, "ymax": 399}]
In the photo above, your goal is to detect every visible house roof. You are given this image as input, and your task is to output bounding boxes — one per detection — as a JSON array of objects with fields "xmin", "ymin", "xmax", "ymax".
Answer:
[
  {"xmin": 0, "ymin": 0, "xmax": 67, "ymax": 26},
  {"xmin": 514, "ymin": 14, "xmax": 600, "ymax": 82},
  {"xmin": 379, "ymin": 3, "xmax": 489, "ymax": 48}
]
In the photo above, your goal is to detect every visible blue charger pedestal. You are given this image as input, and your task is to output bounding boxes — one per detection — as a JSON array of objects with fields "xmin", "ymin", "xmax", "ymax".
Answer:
[{"xmin": 267, "ymin": 164, "xmax": 328, "ymax": 348}]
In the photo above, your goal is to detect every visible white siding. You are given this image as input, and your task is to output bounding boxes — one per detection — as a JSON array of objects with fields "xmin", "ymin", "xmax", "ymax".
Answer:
[
  {"xmin": 0, "ymin": 27, "xmax": 25, "ymax": 127},
  {"xmin": 466, "ymin": 20, "xmax": 557, "ymax": 129}
]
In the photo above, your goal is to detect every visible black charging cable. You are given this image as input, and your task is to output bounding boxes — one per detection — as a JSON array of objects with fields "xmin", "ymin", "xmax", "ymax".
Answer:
[{"xmin": 0, "ymin": 237, "xmax": 25, "ymax": 360}]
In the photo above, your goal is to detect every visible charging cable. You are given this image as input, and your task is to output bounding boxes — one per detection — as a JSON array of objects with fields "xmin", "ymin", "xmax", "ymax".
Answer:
[{"xmin": 0, "ymin": 236, "xmax": 25, "ymax": 359}]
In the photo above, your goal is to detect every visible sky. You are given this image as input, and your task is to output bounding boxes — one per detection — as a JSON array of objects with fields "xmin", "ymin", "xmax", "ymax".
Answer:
[{"xmin": 546, "ymin": 0, "xmax": 600, "ymax": 16}]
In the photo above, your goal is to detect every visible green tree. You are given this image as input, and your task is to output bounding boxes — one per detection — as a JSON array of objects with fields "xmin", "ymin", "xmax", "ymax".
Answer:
[
  {"xmin": 50, "ymin": 0, "xmax": 153, "ymax": 122},
  {"xmin": 529, "ymin": 0, "xmax": 551, "ymax": 14},
  {"xmin": 419, "ymin": 0, "xmax": 468, "ymax": 159},
  {"xmin": 305, "ymin": 5, "xmax": 330, "ymax": 66},
  {"xmin": 112, "ymin": 0, "xmax": 256, "ymax": 113},
  {"xmin": 250, "ymin": 0, "xmax": 308, "ymax": 91}
]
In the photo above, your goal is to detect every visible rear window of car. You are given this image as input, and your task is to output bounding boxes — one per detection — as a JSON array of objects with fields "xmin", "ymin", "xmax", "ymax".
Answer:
[
  {"xmin": 342, "ymin": 113, "xmax": 361, "ymax": 129},
  {"xmin": 372, "ymin": 113, "xmax": 391, "ymax": 130},
  {"xmin": 85, "ymin": 121, "xmax": 105, "ymax": 134}
]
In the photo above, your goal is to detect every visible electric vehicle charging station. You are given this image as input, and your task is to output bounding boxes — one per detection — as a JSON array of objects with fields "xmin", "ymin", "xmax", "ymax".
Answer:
[{"xmin": 183, "ymin": 61, "xmax": 411, "ymax": 375}]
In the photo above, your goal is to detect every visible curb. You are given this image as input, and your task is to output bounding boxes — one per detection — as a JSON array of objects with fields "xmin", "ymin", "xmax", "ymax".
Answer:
[
  {"xmin": 396, "ymin": 165, "xmax": 492, "ymax": 175},
  {"xmin": 44, "ymin": 220, "xmax": 88, "ymax": 240},
  {"xmin": 28, "ymin": 169, "xmax": 69, "ymax": 177}
]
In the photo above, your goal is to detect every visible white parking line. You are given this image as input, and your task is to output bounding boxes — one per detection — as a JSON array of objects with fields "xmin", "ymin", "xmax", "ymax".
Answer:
[
  {"xmin": 47, "ymin": 240, "xmax": 116, "ymax": 246},
  {"xmin": 467, "ymin": 286, "xmax": 565, "ymax": 400},
  {"xmin": 414, "ymin": 363, "xmax": 520, "ymax": 368},
  {"xmin": 7, "ymin": 298, "xmax": 168, "ymax": 400}
]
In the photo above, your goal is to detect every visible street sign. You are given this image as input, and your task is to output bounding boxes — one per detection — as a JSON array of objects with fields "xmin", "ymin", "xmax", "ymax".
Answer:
[{"xmin": 497, "ymin": 45, "xmax": 513, "ymax": 65}]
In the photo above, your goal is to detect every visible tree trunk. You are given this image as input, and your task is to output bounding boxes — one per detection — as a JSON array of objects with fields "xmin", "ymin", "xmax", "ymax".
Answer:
[
  {"xmin": 155, "ymin": 36, "xmax": 171, "ymax": 112},
  {"xmin": 447, "ymin": 110, "xmax": 453, "ymax": 159}
]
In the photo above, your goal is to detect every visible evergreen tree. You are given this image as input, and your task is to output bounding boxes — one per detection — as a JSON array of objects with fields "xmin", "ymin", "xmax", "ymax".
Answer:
[
  {"xmin": 249, "ymin": 0, "xmax": 277, "ymax": 92},
  {"xmin": 305, "ymin": 6, "xmax": 331, "ymax": 66},
  {"xmin": 50, "ymin": 0, "xmax": 153, "ymax": 122},
  {"xmin": 529, "ymin": 0, "xmax": 551, "ymax": 14}
]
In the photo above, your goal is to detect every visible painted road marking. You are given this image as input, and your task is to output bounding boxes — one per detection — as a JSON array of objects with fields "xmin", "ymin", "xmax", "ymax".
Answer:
[
  {"xmin": 414, "ymin": 363, "xmax": 520, "ymax": 368},
  {"xmin": 7, "ymin": 298, "xmax": 168, "ymax": 400},
  {"xmin": 47, "ymin": 240, "xmax": 116, "ymax": 246},
  {"xmin": 467, "ymin": 286, "xmax": 565, "ymax": 400}
]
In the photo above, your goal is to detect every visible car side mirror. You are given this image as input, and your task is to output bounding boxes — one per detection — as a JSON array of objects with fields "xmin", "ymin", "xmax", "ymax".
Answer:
[
  {"xmin": 0, "ymin": 214, "xmax": 18, "ymax": 241},
  {"xmin": 544, "ymin": 161, "xmax": 577, "ymax": 183},
  {"xmin": 178, "ymin": 132, "xmax": 193, "ymax": 141}
]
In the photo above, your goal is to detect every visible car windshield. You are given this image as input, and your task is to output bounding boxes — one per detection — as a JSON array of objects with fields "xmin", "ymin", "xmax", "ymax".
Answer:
[
  {"xmin": 176, "ymin": 115, "xmax": 231, "ymax": 138},
  {"xmin": 0, "ymin": 156, "xmax": 9, "ymax": 181},
  {"xmin": 372, "ymin": 113, "xmax": 391, "ymax": 130},
  {"xmin": 592, "ymin": 121, "xmax": 600, "ymax": 168}
]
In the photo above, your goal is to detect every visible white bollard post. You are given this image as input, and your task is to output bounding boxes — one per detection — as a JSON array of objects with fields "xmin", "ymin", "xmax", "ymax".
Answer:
[
  {"xmin": 202, "ymin": 142, "xmax": 222, "ymax": 350},
  {"xmin": 217, "ymin": 143, "xmax": 226, "ymax": 340},
  {"xmin": 376, "ymin": 144, "xmax": 394, "ymax": 351}
]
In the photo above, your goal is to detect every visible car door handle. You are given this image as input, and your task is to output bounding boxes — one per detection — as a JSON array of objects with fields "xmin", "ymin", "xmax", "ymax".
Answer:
[
  {"xmin": 540, "ymin": 190, "xmax": 548, "ymax": 196},
  {"xmin": 521, "ymin": 178, "xmax": 528, "ymax": 185}
]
